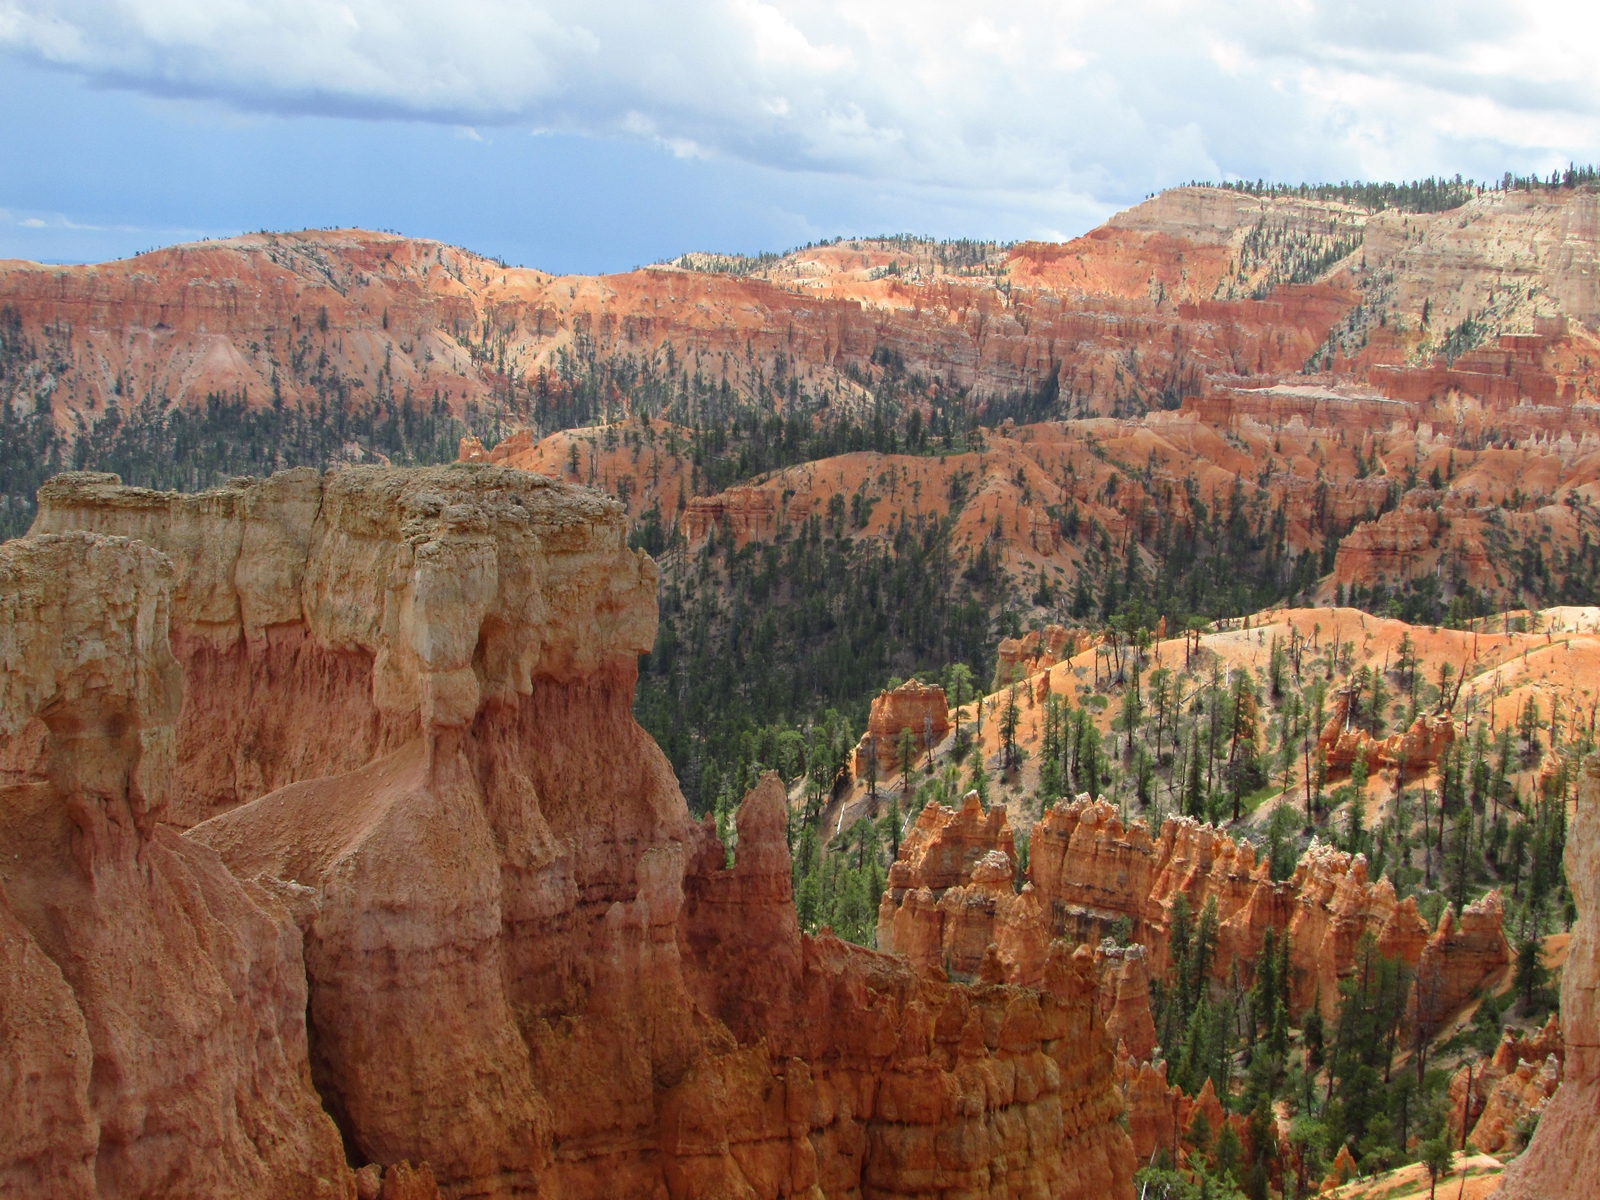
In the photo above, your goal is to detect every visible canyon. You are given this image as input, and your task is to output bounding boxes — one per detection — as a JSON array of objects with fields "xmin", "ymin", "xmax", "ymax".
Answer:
[
  {"xmin": 3, "ymin": 181, "xmax": 1599, "ymax": 1198},
  {"xmin": 10, "ymin": 185, "xmax": 1600, "ymax": 615},
  {"xmin": 0, "ymin": 465, "xmax": 1135, "ymax": 1199}
]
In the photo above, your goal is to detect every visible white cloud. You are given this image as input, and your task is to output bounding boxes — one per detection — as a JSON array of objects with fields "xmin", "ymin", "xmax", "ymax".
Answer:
[
  {"xmin": 2, "ymin": 0, "xmax": 1596, "ymax": 217},
  {"xmin": 0, "ymin": 206, "xmax": 205, "ymax": 236}
]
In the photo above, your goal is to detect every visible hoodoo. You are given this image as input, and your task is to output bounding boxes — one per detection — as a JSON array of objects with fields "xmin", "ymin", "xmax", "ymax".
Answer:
[{"xmin": 1, "ymin": 465, "xmax": 1136, "ymax": 1199}]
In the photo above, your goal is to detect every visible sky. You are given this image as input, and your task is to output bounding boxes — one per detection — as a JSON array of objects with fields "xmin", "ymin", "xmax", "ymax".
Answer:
[{"xmin": 2, "ymin": 1, "xmax": 1598, "ymax": 274}]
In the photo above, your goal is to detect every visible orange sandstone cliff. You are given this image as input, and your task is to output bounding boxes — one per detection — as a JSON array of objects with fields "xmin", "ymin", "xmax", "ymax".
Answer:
[
  {"xmin": 0, "ymin": 531, "xmax": 351, "ymax": 1198},
  {"xmin": 853, "ymin": 680, "xmax": 952, "ymax": 779},
  {"xmin": 3, "ymin": 465, "xmax": 1136, "ymax": 1200}
]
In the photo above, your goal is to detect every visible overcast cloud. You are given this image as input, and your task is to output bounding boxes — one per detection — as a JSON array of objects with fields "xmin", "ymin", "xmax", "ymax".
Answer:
[
  {"xmin": 5, "ymin": 1, "xmax": 1597, "ymax": 203},
  {"xmin": 1, "ymin": 2, "xmax": 1597, "ymax": 266}
]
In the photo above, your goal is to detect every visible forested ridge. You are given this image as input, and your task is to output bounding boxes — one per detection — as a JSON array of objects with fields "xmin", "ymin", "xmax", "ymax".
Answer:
[{"xmin": 0, "ymin": 306, "xmax": 469, "ymax": 537}]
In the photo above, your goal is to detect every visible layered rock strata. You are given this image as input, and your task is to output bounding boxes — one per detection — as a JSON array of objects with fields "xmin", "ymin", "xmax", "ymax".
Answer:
[
  {"xmin": 0, "ymin": 532, "xmax": 351, "ymax": 1198},
  {"xmin": 881, "ymin": 795, "xmax": 1508, "ymax": 1029},
  {"xmin": 1495, "ymin": 755, "xmax": 1600, "ymax": 1199},
  {"xmin": 15, "ymin": 467, "xmax": 1136, "ymax": 1200}
]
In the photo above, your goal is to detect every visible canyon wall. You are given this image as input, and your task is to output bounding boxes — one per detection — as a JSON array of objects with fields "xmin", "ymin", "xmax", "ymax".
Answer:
[
  {"xmin": 9, "ymin": 188, "xmax": 1600, "ymax": 431},
  {"xmin": 1494, "ymin": 755, "xmax": 1600, "ymax": 1200},
  {"xmin": 8, "ymin": 466, "xmax": 1136, "ymax": 1200},
  {"xmin": 0, "ymin": 531, "xmax": 351, "ymax": 1198}
]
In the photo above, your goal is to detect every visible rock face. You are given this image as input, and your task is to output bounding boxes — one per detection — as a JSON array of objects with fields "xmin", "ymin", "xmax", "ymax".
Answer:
[
  {"xmin": 993, "ymin": 625, "xmax": 1087, "ymax": 690},
  {"xmin": 14, "ymin": 466, "xmax": 1136, "ymax": 1200},
  {"xmin": 882, "ymin": 794, "xmax": 1509, "ymax": 1032},
  {"xmin": 1450, "ymin": 1021, "xmax": 1565, "ymax": 1157},
  {"xmin": 1316, "ymin": 689, "xmax": 1456, "ymax": 775},
  {"xmin": 1098, "ymin": 945, "xmax": 1158, "ymax": 1062},
  {"xmin": 1495, "ymin": 755, "xmax": 1600, "ymax": 1199},
  {"xmin": 853, "ymin": 680, "xmax": 951, "ymax": 779},
  {"xmin": 0, "ymin": 532, "xmax": 351, "ymax": 1199},
  {"xmin": 1412, "ymin": 891, "xmax": 1513, "ymax": 1037}
]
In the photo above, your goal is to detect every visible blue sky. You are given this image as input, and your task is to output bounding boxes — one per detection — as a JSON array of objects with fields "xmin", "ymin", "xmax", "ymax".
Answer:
[{"xmin": 3, "ymin": 2, "xmax": 1597, "ymax": 274}]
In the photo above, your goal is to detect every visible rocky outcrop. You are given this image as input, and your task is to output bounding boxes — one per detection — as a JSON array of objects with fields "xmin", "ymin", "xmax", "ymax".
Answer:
[
  {"xmin": 876, "ymin": 792, "xmax": 1021, "ymax": 975},
  {"xmin": 30, "ymin": 466, "xmax": 659, "ymax": 829},
  {"xmin": 16, "ymin": 467, "xmax": 1136, "ymax": 1200},
  {"xmin": 1098, "ymin": 945, "xmax": 1158, "ymax": 1062},
  {"xmin": 1116, "ymin": 1056, "xmax": 1183, "ymax": 1163},
  {"xmin": 680, "ymin": 831, "xmax": 1137, "ymax": 1200},
  {"xmin": 0, "ymin": 532, "xmax": 351, "ymax": 1199},
  {"xmin": 882, "ymin": 794, "xmax": 1509, "ymax": 1030},
  {"xmin": 1329, "ymin": 504, "xmax": 1445, "ymax": 591},
  {"xmin": 1321, "ymin": 1143, "xmax": 1358, "ymax": 1192},
  {"xmin": 1316, "ymin": 689, "xmax": 1455, "ymax": 775},
  {"xmin": 1470, "ymin": 1055, "xmax": 1561, "ymax": 1155},
  {"xmin": 1450, "ymin": 1022, "xmax": 1565, "ymax": 1157},
  {"xmin": 1495, "ymin": 755, "xmax": 1600, "ymax": 1199},
  {"xmin": 684, "ymin": 486, "xmax": 785, "ymax": 543},
  {"xmin": 993, "ymin": 625, "xmax": 1089, "ymax": 689},
  {"xmin": 1412, "ymin": 892, "xmax": 1513, "ymax": 1037},
  {"xmin": 853, "ymin": 680, "xmax": 951, "ymax": 779}
]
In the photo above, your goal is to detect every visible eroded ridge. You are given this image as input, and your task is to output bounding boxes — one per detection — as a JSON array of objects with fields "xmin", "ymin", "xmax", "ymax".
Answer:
[{"xmin": 6, "ymin": 466, "xmax": 1137, "ymax": 1200}]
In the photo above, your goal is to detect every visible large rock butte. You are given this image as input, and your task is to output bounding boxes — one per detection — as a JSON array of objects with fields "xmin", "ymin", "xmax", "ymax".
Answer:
[{"xmin": 1, "ymin": 466, "xmax": 1136, "ymax": 1200}]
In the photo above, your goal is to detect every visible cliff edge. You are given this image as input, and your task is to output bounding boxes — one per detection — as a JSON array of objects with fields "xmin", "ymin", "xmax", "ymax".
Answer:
[{"xmin": 3, "ymin": 466, "xmax": 1136, "ymax": 1200}]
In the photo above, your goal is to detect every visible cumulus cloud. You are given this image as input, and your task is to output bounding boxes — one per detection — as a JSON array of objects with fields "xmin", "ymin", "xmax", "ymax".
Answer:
[{"xmin": 3, "ymin": 0, "xmax": 1596, "ymax": 211}]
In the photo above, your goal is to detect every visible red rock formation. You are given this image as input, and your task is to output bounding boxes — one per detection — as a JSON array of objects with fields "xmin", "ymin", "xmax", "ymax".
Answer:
[
  {"xmin": 1470, "ymin": 1056, "xmax": 1562, "ymax": 1155},
  {"xmin": 13, "ymin": 188, "xmax": 1600, "ymax": 438},
  {"xmin": 13, "ymin": 189, "xmax": 1600, "ymax": 622},
  {"xmin": 1186, "ymin": 1078, "xmax": 1227, "ymax": 1150},
  {"xmin": 1321, "ymin": 1143, "xmax": 1358, "ymax": 1192},
  {"xmin": 16, "ymin": 467, "xmax": 1136, "ymax": 1200},
  {"xmin": 0, "ymin": 532, "xmax": 352, "ymax": 1198},
  {"xmin": 1450, "ymin": 1021, "xmax": 1566, "ymax": 1154},
  {"xmin": 888, "ymin": 790, "xmax": 1017, "ymax": 895},
  {"xmin": 878, "ymin": 792, "xmax": 1025, "ymax": 977},
  {"xmin": 1412, "ymin": 892, "xmax": 1513, "ymax": 1037},
  {"xmin": 1495, "ymin": 1015, "xmax": 1566, "ymax": 1073},
  {"xmin": 1117, "ymin": 1056, "xmax": 1184, "ymax": 1163},
  {"xmin": 1027, "ymin": 798, "xmax": 1163, "ymax": 946},
  {"xmin": 993, "ymin": 624, "xmax": 1087, "ymax": 688},
  {"xmin": 1495, "ymin": 755, "xmax": 1600, "ymax": 1200},
  {"xmin": 684, "ymin": 486, "xmax": 785, "ymax": 543},
  {"xmin": 354, "ymin": 1163, "xmax": 442, "ymax": 1200},
  {"xmin": 853, "ymin": 680, "xmax": 951, "ymax": 778},
  {"xmin": 884, "ymin": 794, "xmax": 1509, "ymax": 1031},
  {"xmin": 1099, "ymin": 945, "xmax": 1159, "ymax": 1062},
  {"xmin": 1316, "ymin": 688, "xmax": 1456, "ymax": 775}
]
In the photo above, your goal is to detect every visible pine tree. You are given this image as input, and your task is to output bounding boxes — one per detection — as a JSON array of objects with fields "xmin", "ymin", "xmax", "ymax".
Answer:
[
  {"xmin": 1001, "ymin": 684, "xmax": 1022, "ymax": 771},
  {"xmin": 1185, "ymin": 728, "xmax": 1206, "ymax": 819}
]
